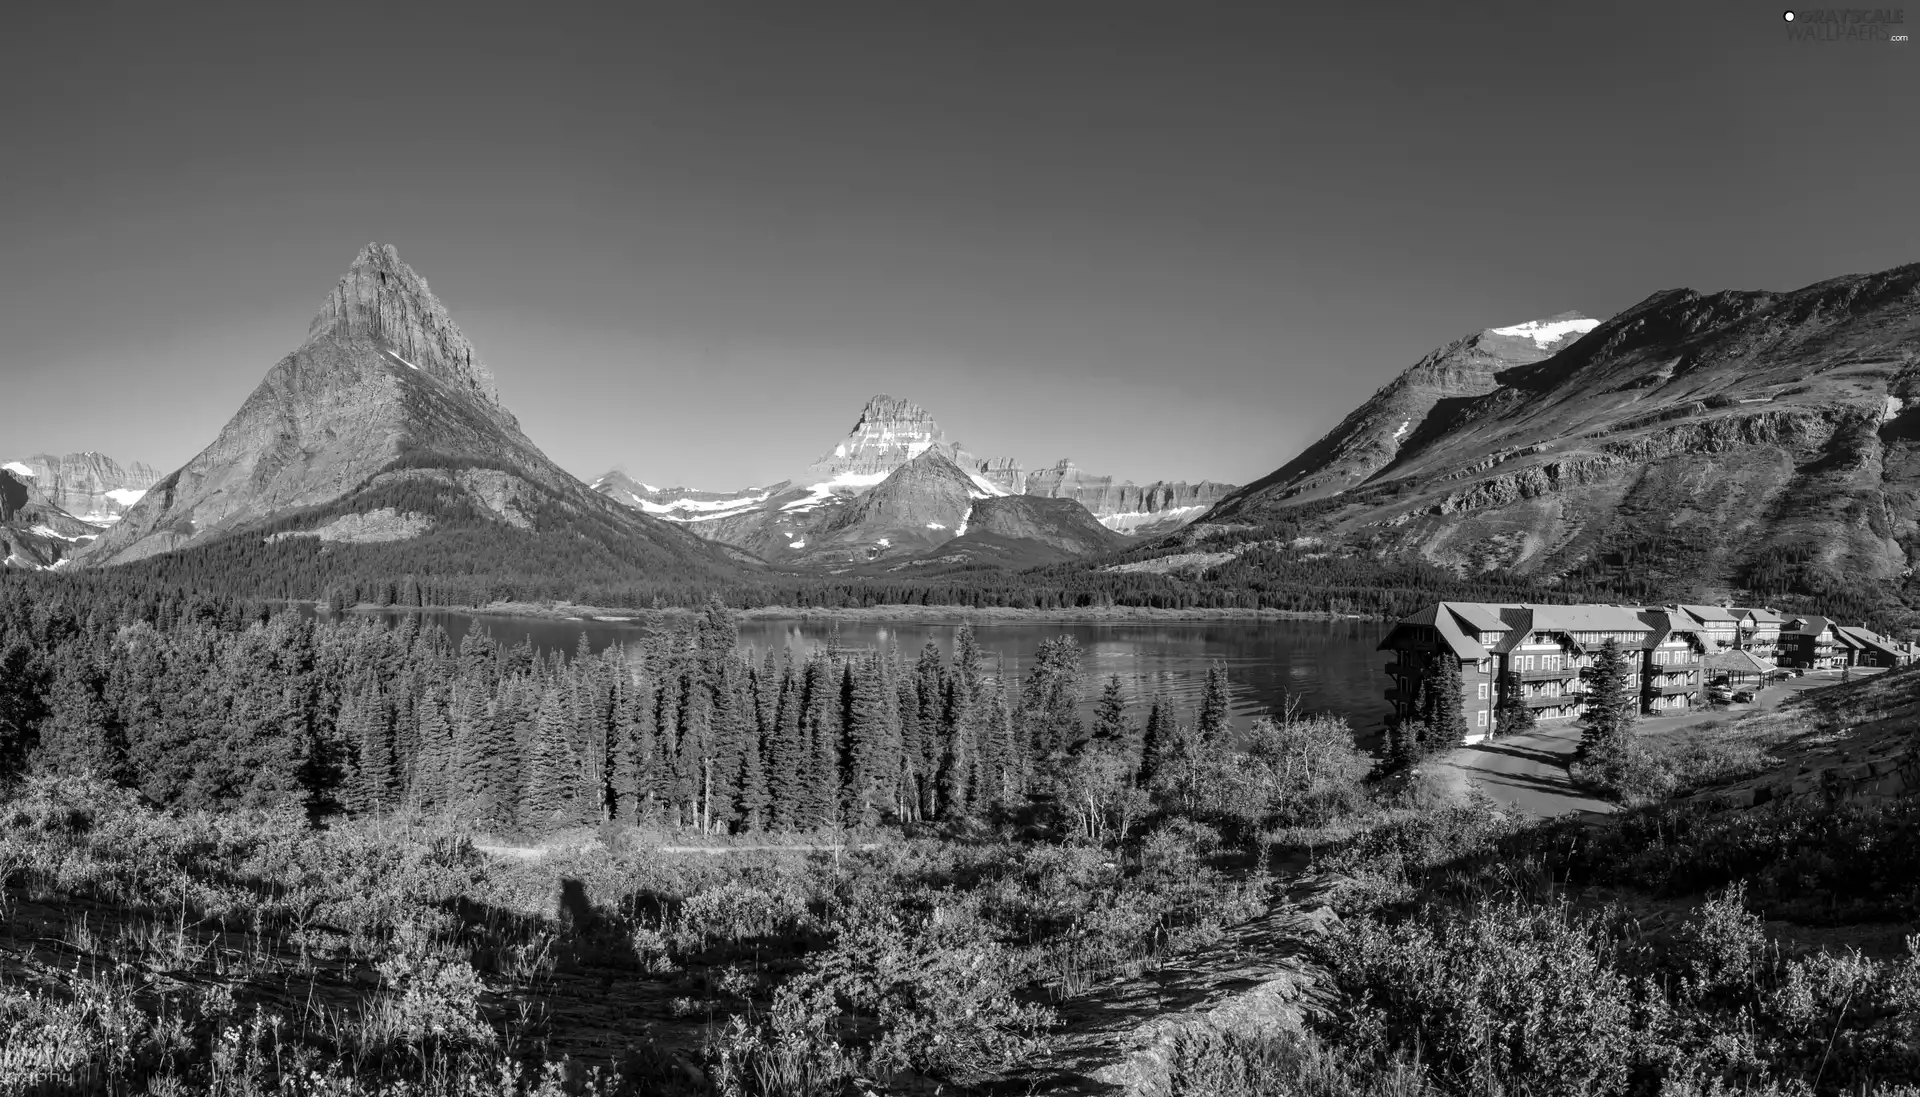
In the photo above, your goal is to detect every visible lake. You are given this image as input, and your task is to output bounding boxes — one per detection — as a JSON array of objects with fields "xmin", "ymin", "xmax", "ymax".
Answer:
[{"xmin": 334, "ymin": 611, "xmax": 1395, "ymax": 740}]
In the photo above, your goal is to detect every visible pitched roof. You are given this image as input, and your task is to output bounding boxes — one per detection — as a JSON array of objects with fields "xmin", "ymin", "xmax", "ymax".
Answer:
[
  {"xmin": 1447, "ymin": 602, "xmax": 1512, "ymax": 633},
  {"xmin": 1379, "ymin": 602, "xmax": 1491, "ymax": 659},
  {"xmin": 1675, "ymin": 603, "xmax": 1739, "ymax": 624},
  {"xmin": 1836, "ymin": 626, "xmax": 1904, "ymax": 660},
  {"xmin": 1705, "ymin": 649, "xmax": 1774, "ymax": 675},
  {"xmin": 1784, "ymin": 615, "xmax": 1834, "ymax": 636},
  {"xmin": 1732, "ymin": 606, "xmax": 1785, "ymax": 625}
]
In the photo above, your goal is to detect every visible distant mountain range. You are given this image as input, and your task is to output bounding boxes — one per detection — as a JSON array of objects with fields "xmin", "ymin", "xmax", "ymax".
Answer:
[
  {"xmin": 15, "ymin": 245, "xmax": 1919, "ymax": 618},
  {"xmin": 587, "ymin": 393, "xmax": 1230, "ymax": 570}
]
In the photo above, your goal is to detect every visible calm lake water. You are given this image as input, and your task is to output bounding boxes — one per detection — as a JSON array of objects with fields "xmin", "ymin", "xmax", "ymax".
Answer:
[{"xmin": 334, "ymin": 611, "xmax": 1395, "ymax": 740}]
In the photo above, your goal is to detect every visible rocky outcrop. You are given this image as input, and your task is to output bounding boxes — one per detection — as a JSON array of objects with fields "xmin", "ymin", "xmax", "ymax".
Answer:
[
  {"xmin": 78, "ymin": 243, "xmax": 743, "ymax": 580},
  {"xmin": 0, "ymin": 453, "xmax": 159, "ymax": 524}
]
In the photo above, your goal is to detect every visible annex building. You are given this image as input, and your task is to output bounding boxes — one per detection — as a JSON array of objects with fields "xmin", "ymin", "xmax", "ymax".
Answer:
[{"xmin": 1379, "ymin": 601, "xmax": 1915, "ymax": 744}]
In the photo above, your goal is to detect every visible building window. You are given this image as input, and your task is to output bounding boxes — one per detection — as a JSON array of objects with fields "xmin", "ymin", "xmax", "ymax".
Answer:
[
  {"xmin": 1477, "ymin": 709, "xmax": 1488, "ymax": 727},
  {"xmin": 1477, "ymin": 682, "xmax": 1489, "ymax": 700}
]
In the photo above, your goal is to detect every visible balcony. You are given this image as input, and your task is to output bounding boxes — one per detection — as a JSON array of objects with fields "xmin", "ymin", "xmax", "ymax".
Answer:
[
  {"xmin": 1523, "ymin": 693, "xmax": 1582, "ymax": 709},
  {"xmin": 1384, "ymin": 662, "xmax": 1416, "ymax": 678},
  {"xmin": 1647, "ymin": 680, "xmax": 1697, "ymax": 696},
  {"xmin": 1384, "ymin": 688, "xmax": 1410, "ymax": 705},
  {"xmin": 1517, "ymin": 665, "xmax": 1582, "ymax": 681}
]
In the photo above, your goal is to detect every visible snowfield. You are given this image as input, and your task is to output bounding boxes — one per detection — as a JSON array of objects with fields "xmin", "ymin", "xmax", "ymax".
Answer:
[{"xmin": 1489, "ymin": 317, "xmax": 1600, "ymax": 348}]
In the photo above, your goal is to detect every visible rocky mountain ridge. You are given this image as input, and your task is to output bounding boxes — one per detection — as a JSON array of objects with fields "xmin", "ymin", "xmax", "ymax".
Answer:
[
  {"xmin": 1183, "ymin": 263, "xmax": 1920, "ymax": 606},
  {"xmin": 77, "ymin": 243, "xmax": 747, "ymax": 584}
]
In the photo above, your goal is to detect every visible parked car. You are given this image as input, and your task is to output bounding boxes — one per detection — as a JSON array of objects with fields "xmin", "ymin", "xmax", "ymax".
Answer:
[{"xmin": 1732, "ymin": 690, "xmax": 1755, "ymax": 704}]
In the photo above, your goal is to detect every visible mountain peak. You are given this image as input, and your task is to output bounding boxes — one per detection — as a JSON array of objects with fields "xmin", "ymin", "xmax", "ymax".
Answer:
[
  {"xmin": 853, "ymin": 394, "xmax": 937, "ymax": 428},
  {"xmin": 305, "ymin": 243, "xmax": 506, "ymax": 414}
]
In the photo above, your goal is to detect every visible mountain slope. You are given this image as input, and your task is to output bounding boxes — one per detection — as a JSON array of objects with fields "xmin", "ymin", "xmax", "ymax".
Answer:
[
  {"xmin": 1191, "ymin": 263, "xmax": 1920, "ymax": 608},
  {"xmin": 78, "ymin": 243, "xmax": 747, "ymax": 589},
  {"xmin": 897, "ymin": 494, "xmax": 1132, "ymax": 570}
]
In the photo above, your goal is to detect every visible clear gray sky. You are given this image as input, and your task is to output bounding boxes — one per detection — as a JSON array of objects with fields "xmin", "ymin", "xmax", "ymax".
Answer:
[{"xmin": 2, "ymin": 1, "xmax": 1913, "ymax": 490}]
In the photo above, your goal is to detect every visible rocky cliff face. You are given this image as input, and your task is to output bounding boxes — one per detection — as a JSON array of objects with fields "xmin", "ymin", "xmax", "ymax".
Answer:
[
  {"xmin": 1024, "ymin": 459, "xmax": 1237, "ymax": 536},
  {"xmin": 80, "ymin": 243, "xmax": 744, "ymax": 580},
  {"xmin": 0, "ymin": 453, "xmax": 159, "ymax": 523},
  {"xmin": 1194, "ymin": 263, "xmax": 1920, "ymax": 602},
  {"xmin": 902, "ymin": 494, "xmax": 1131, "ymax": 570}
]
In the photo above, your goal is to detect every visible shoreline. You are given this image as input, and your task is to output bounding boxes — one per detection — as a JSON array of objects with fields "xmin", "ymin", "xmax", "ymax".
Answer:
[{"xmin": 289, "ymin": 599, "xmax": 1385, "ymax": 625}]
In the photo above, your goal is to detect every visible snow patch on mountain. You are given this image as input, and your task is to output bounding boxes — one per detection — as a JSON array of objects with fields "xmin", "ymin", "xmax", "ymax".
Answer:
[
  {"xmin": 105, "ymin": 488, "xmax": 146, "ymax": 507},
  {"xmin": 2, "ymin": 462, "xmax": 34, "ymax": 477},
  {"xmin": 1098, "ymin": 505, "xmax": 1207, "ymax": 533},
  {"xmin": 1488, "ymin": 316, "xmax": 1600, "ymax": 348},
  {"xmin": 640, "ymin": 492, "xmax": 770, "ymax": 518},
  {"xmin": 1391, "ymin": 418, "xmax": 1412, "ymax": 442}
]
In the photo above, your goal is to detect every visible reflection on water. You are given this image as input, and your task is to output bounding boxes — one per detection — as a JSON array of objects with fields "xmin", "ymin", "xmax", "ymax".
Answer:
[{"xmin": 323, "ymin": 610, "xmax": 1393, "ymax": 739}]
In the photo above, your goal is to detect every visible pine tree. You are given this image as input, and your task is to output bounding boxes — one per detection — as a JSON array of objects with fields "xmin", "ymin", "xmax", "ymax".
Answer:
[
  {"xmin": 1197, "ymin": 661, "xmax": 1230, "ymax": 746},
  {"xmin": 1579, "ymin": 638, "xmax": 1639, "ymax": 760},
  {"xmin": 1091, "ymin": 675, "xmax": 1129, "ymax": 748}
]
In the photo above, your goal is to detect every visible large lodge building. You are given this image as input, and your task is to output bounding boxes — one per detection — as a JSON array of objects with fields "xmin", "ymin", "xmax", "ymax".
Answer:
[{"xmin": 1380, "ymin": 602, "xmax": 1915, "ymax": 745}]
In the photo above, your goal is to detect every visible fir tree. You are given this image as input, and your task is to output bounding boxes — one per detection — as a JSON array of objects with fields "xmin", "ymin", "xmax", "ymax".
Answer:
[
  {"xmin": 845, "ymin": 652, "xmax": 901, "ymax": 825},
  {"xmin": 800, "ymin": 652, "xmax": 843, "ymax": 828},
  {"xmin": 1579, "ymin": 638, "xmax": 1639, "ymax": 760},
  {"xmin": 1138, "ymin": 694, "xmax": 1171, "ymax": 785},
  {"xmin": 523, "ymin": 686, "xmax": 576, "ymax": 830},
  {"xmin": 768, "ymin": 656, "xmax": 806, "ymax": 829},
  {"xmin": 1418, "ymin": 655, "xmax": 1466, "ymax": 751},
  {"xmin": 1091, "ymin": 674, "xmax": 1129, "ymax": 748}
]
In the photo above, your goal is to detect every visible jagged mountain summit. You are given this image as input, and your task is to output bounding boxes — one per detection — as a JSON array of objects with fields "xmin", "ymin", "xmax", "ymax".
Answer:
[
  {"xmin": 80, "ymin": 243, "xmax": 747, "ymax": 586},
  {"xmin": 593, "ymin": 393, "xmax": 1233, "ymax": 566},
  {"xmin": 1189, "ymin": 261, "xmax": 1920, "ymax": 602},
  {"xmin": 0, "ymin": 453, "xmax": 159, "ymax": 524}
]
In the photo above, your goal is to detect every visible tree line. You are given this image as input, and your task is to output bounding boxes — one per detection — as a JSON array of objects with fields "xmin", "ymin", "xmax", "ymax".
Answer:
[{"xmin": 0, "ymin": 576, "xmax": 1245, "ymax": 835}]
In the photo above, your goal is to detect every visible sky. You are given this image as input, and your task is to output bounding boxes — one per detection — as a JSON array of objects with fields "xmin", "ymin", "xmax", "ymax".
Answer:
[{"xmin": 1, "ymin": 1, "xmax": 1914, "ymax": 490}]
